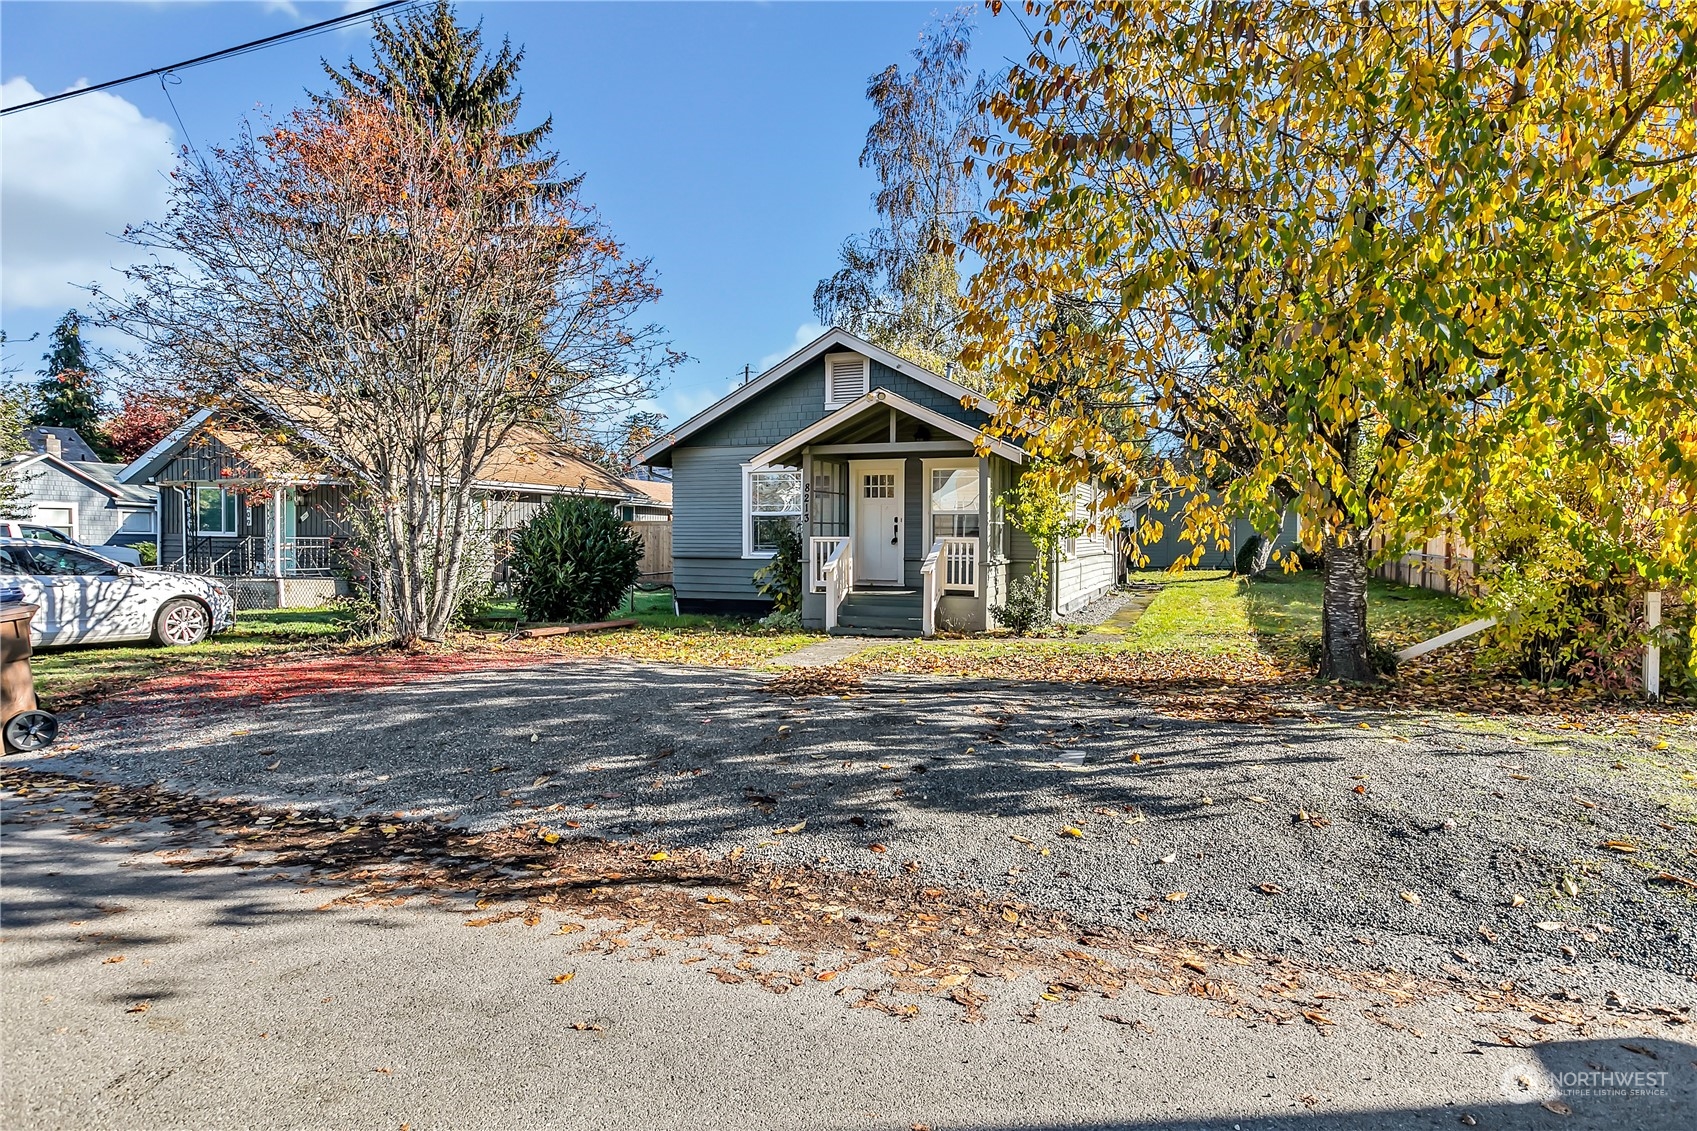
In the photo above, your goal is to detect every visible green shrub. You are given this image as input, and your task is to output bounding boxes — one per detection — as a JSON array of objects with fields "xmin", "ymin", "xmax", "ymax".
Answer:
[
  {"xmin": 992, "ymin": 573, "xmax": 1050, "ymax": 635},
  {"xmin": 751, "ymin": 519, "xmax": 804, "ymax": 614},
  {"xmin": 136, "ymin": 541, "xmax": 158, "ymax": 566},
  {"xmin": 509, "ymin": 495, "xmax": 642, "ymax": 624},
  {"xmin": 758, "ymin": 608, "xmax": 803, "ymax": 632}
]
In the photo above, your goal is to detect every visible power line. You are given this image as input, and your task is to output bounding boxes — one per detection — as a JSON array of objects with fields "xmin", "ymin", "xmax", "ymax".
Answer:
[{"xmin": 0, "ymin": 0, "xmax": 416, "ymax": 117}]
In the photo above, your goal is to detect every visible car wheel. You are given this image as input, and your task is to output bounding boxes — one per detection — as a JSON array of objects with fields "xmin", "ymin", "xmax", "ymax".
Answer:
[
  {"xmin": 154, "ymin": 598, "xmax": 211, "ymax": 646},
  {"xmin": 4, "ymin": 710, "xmax": 59, "ymax": 752}
]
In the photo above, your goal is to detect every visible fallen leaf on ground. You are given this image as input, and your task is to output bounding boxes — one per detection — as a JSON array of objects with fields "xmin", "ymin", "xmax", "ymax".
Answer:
[
  {"xmin": 1060, "ymin": 827, "xmax": 1083, "ymax": 838},
  {"xmin": 1399, "ymin": 891, "xmax": 1421, "ymax": 905},
  {"xmin": 1165, "ymin": 891, "xmax": 1188, "ymax": 902},
  {"xmin": 551, "ymin": 972, "xmax": 576, "ymax": 984},
  {"xmin": 775, "ymin": 820, "xmax": 807, "ymax": 835}
]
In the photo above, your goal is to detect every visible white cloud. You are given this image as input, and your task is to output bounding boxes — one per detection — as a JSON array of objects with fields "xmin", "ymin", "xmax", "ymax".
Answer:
[
  {"xmin": 758, "ymin": 321, "xmax": 827, "ymax": 371},
  {"xmin": 0, "ymin": 78, "xmax": 177, "ymax": 310}
]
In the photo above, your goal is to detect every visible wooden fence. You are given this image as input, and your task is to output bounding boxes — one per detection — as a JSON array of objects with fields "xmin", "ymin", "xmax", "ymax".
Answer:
[
  {"xmin": 1370, "ymin": 532, "xmax": 1476, "ymax": 596},
  {"xmin": 627, "ymin": 521, "xmax": 672, "ymax": 585}
]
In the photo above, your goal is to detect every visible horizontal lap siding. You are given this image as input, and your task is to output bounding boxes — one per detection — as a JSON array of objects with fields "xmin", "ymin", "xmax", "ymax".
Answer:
[
  {"xmin": 1056, "ymin": 541, "xmax": 1116, "ymax": 612},
  {"xmin": 672, "ymin": 444, "xmax": 764, "ymax": 600},
  {"xmin": 672, "ymin": 354, "xmax": 993, "ymax": 606}
]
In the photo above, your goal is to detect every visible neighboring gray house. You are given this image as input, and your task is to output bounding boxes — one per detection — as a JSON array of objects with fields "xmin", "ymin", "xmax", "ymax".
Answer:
[
  {"xmin": 1, "ymin": 431, "xmax": 157, "ymax": 553},
  {"xmin": 118, "ymin": 406, "xmax": 643, "ymax": 607},
  {"xmin": 635, "ymin": 328, "xmax": 1116, "ymax": 635},
  {"xmin": 1121, "ymin": 491, "xmax": 1303, "ymax": 571}
]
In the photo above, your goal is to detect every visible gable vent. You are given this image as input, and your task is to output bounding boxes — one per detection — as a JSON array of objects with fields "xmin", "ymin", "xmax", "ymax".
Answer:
[{"xmin": 825, "ymin": 355, "xmax": 869, "ymax": 406}]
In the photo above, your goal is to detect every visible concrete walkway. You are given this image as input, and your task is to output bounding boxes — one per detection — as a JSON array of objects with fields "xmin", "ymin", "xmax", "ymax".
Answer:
[{"xmin": 768, "ymin": 635, "xmax": 884, "ymax": 668}]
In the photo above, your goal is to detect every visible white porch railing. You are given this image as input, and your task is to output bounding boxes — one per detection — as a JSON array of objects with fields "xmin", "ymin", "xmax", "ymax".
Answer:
[
  {"xmin": 940, "ymin": 537, "xmax": 978, "ymax": 593},
  {"xmin": 920, "ymin": 540, "xmax": 942, "ymax": 637},
  {"xmin": 809, "ymin": 535, "xmax": 848, "ymax": 593},
  {"xmin": 818, "ymin": 537, "xmax": 853, "ymax": 631},
  {"xmin": 921, "ymin": 536, "xmax": 980, "ymax": 638}
]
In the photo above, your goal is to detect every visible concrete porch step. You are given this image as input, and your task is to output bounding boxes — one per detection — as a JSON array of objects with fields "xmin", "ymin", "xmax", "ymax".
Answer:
[{"xmin": 827, "ymin": 625, "xmax": 922, "ymax": 638}]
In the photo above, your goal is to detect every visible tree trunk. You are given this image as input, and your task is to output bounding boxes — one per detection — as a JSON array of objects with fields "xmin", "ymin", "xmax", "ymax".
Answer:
[
  {"xmin": 1251, "ymin": 532, "xmax": 1277, "ymax": 575},
  {"xmin": 1319, "ymin": 535, "xmax": 1375, "ymax": 682}
]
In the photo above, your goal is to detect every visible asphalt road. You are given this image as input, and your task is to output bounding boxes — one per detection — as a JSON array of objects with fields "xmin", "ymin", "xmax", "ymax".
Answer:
[{"xmin": 3, "ymin": 792, "xmax": 1693, "ymax": 1131}]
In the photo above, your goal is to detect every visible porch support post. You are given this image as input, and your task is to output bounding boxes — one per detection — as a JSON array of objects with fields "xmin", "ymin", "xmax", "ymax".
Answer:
[
  {"xmin": 270, "ymin": 487, "xmax": 284, "ymax": 577},
  {"xmin": 977, "ymin": 455, "xmax": 990, "ymax": 598},
  {"xmin": 800, "ymin": 448, "xmax": 813, "ymax": 540}
]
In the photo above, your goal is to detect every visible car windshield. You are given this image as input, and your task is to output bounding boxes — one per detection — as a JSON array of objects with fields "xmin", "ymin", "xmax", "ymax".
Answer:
[
  {"xmin": 16, "ymin": 545, "xmax": 116, "ymax": 577},
  {"xmin": 24, "ymin": 526, "xmax": 73, "ymax": 544}
]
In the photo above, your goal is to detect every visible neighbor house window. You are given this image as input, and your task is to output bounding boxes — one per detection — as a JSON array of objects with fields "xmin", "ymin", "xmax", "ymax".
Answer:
[
  {"xmin": 744, "ymin": 465, "xmax": 801, "ymax": 556},
  {"xmin": 31, "ymin": 506, "xmax": 75, "ymax": 539},
  {"xmin": 195, "ymin": 487, "xmax": 240, "ymax": 535},
  {"xmin": 117, "ymin": 510, "xmax": 155, "ymax": 535},
  {"xmin": 927, "ymin": 465, "xmax": 980, "ymax": 539}
]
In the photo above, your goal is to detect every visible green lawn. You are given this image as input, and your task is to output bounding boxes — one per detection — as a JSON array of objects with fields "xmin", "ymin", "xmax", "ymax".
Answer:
[
  {"xmin": 1119, "ymin": 570, "xmax": 1260, "ymax": 656},
  {"xmin": 1243, "ymin": 569, "xmax": 1474, "ymax": 658},
  {"xmin": 29, "ymin": 606, "xmax": 350, "ymax": 709},
  {"xmin": 850, "ymin": 567, "xmax": 1473, "ymax": 682}
]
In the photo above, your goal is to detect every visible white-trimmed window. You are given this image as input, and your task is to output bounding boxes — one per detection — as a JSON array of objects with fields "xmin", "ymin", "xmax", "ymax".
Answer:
[
  {"xmin": 117, "ymin": 510, "xmax": 155, "ymax": 536},
  {"xmin": 30, "ymin": 505, "xmax": 76, "ymax": 539},
  {"xmin": 924, "ymin": 462, "xmax": 981, "ymax": 540},
  {"xmin": 824, "ymin": 353, "xmax": 869, "ymax": 407},
  {"xmin": 195, "ymin": 487, "xmax": 240, "ymax": 535},
  {"xmin": 743, "ymin": 465, "xmax": 801, "ymax": 557}
]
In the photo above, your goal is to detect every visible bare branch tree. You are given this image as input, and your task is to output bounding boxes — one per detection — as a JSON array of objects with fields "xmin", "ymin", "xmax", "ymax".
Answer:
[{"xmin": 97, "ymin": 97, "xmax": 675, "ymax": 644}]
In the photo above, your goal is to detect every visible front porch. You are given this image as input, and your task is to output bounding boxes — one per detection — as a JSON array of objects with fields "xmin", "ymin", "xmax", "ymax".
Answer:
[
  {"xmin": 748, "ymin": 387, "xmax": 1027, "ymax": 637},
  {"xmin": 157, "ymin": 481, "xmax": 359, "ymax": 607}
]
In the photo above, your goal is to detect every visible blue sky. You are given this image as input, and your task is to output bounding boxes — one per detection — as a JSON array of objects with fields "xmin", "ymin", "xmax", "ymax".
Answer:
[{"xmin": 0, "ymin": 0, "xmax": 1031, "ymax": 427}]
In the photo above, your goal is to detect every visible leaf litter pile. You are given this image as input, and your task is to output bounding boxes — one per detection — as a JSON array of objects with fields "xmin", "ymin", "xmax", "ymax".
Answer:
[{"xmin": 7, "ymin": 766, "xmax": 1687, "ymax": 1040}]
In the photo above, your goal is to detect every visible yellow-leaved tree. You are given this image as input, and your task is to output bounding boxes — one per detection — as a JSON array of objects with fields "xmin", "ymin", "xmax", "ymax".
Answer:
[{"xmin": 964, "ymin": 0, "xmax": 1697, "ymax": 681}]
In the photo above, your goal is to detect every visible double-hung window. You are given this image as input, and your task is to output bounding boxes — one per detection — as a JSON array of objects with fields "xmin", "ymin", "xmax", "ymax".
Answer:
[
  {"xmin": 195, "ymin": 487, "xmax": 240, "ymax": 535},
  {"xmin": 927, "ymin": 465, "xmax": 980, "ymax": 539},
  {"xmin": 744, "ymin": 465, "xmax": 801, "ymax": 557}
]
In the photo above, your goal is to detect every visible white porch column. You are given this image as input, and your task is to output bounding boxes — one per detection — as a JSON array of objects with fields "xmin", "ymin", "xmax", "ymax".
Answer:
[{"xmin": 270, "ymin": 487, "xmax": 284, "ymax": 577}]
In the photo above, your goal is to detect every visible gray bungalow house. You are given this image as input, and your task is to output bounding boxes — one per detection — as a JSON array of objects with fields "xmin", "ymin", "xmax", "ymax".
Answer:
[{"xmin": 635, "ymin": 328, "xmax": 1116, "ymax": 635}]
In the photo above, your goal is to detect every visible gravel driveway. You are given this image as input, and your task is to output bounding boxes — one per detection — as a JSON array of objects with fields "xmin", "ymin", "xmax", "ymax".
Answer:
[{"xmin": 32, "ymin": 657, "xmax": 1697, "ymax": 1009}]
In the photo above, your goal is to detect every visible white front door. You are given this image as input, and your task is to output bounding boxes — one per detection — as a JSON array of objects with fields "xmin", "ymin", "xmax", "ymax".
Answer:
[{"xmin": 852, "ymin": 459, "xmax": 905, "ymax": 585}]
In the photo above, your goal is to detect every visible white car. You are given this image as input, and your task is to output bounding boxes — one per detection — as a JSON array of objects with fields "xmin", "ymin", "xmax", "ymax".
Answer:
[
  {"xmin": 0, "ymin": 521, "xmax": 143, "ymax": 566},
  {"xmin": 0, "ymin": 538, "xmax": 235, "ymax": 647}
]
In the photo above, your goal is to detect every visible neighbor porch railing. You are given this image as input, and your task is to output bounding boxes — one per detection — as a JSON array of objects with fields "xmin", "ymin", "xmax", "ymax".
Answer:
[
  {"xmin": 165, "ymin": 536, "xmax": 349, "ymax": 579},
  {"xmin": 921, "ymin": 536, "xmax": 979, "ymax": 638},
  {"xmin": 815, "ymin": 536, "xmax": 853, "ymax": 631}
]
